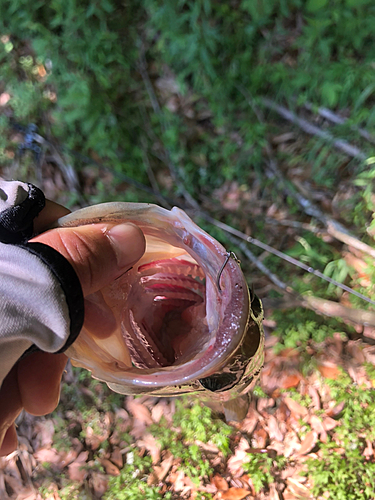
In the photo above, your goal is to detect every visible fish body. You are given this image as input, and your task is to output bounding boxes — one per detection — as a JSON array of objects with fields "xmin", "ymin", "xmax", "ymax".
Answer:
[{"xmin": 55, "ymin": 203, "xmax": 264, "ymax": 406}]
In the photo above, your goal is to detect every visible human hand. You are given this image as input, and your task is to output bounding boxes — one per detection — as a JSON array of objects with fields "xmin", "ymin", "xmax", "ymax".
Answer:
[{"xmin": 0, "ymin": 200, "xmax": 145, "ymax": 455}]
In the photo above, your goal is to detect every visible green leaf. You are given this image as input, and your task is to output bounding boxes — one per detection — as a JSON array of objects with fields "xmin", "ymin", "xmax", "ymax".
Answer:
[{"xmin": 306, "ymin": 0, "xmax": 328, "ymax": 11}]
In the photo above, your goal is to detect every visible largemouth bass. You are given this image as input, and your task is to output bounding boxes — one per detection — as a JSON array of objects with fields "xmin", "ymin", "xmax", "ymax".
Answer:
[{"xmin": 55, "ymin": 203, "xmax": 264, "ymax": 419}]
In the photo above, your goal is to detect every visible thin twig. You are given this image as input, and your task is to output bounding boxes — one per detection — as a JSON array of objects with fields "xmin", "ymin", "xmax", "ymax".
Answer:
[
  {"xmin": 41, "ymin": 115, "xmax": 82, "ymax": 195},
  {"xmin": 263, "ymin": 294, "xmax": 375, "ymax": 328},
  {"xmin": 140, "ymin": 136, "xmax": 171, "ymax": 209},
  {"xmin": 135, "ymin": 74, "xmax": 375, "ymax": 310},
  {"xmin": 303, "ymin": 101, "xmax": 375, "ymax": 145},
  {"xmin": 264, "ymin": 217, "xmax": 325, "ymax": 234},
  {"xmin": 260, "ymin": 97, "xmax": 367, "ymax": 161}
]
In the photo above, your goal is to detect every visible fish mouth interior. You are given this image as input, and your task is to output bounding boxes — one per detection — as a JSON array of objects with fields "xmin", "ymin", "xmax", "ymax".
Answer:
[{"xmin": 119, "ymin": 254, "xmax": 209, "ymax": 370}]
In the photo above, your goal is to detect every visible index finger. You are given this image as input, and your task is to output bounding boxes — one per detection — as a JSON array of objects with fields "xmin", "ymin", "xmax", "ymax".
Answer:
[{"xmin": 33, "ymin": 199, "xmax": 71, "ymax": 235}]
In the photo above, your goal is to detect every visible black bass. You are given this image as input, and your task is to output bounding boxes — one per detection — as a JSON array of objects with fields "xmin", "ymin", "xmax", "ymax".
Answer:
[{"xmin": 55, "ymin": 203, "xmax": 264, "ymax": 419}]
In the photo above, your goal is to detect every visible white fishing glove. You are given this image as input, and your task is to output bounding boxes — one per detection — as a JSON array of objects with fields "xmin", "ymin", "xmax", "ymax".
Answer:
[{"xmin": 0, "ymin": 179, "xmax": 84, "ymax": 388}]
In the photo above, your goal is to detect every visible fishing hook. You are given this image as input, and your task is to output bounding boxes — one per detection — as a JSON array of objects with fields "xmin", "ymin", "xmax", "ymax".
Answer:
[{"xmin": 217, "ymin": 251, "xmax": 240, "ymax": 292}]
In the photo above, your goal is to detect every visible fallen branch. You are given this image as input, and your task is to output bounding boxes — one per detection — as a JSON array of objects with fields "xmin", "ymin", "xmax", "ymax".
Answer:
[
  {"xmin": 263, "ymin": 294, "xmax": 375, "ymax": 327},
  {"xmin": 303, "ymin": 101, "xmax": 375, "ymax": 146},
  {"xmin": 264, "ymin": 217, "xmax": 325, "ymax": 234},
  {"xmin": 260, "ymin": 97, "xmax": 367, "ymax": 161}
]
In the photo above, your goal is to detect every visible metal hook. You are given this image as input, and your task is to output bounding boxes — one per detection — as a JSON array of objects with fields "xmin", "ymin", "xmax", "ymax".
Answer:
[{"xmin": 217, "ymin": 251, "xmax": 241, "ymax": 292}]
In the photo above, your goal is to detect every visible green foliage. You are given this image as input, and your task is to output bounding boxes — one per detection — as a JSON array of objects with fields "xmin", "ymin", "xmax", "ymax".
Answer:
[
  {"xmin": 308, "ymin": 446, "xmax": 375, "ymax": 500},
  {"xmin": 40, "ymin": 481, "xmax": 86, "ymax": 500},
  {"xmin": 242, "ymin": 453, "xmax": 287, "ymax": 493},
  {"xmin": 104, "ymin": 453, "xmax": 170, "ymax": 500},
  {"xmin": 145, "ymin": 0, "xmax": 375, "ymax": 113},
  {"xmin": 171, "ymin": 399, "xmax": 232, "ymax": 455},
  {"xmin": 59, "ymin": 366, "xmax": 125, "ymax": 413},
  {"xmin": 0, "ymin": 0, "xmax": 148, "ymax": 188},
  {"xmin": 271, "ymin": 307, "xmax": 351, "ymax": 351},
  {"xmin": 150, "ymin": 399, "xmax": 232, "ymax": 483},
  {"xmin": 307, "ymin": 375, "xmax": 375, "ymax": 499},
  {"xmin": 2, "ymin": 2, "xmax": 375, "ymax": 498}
]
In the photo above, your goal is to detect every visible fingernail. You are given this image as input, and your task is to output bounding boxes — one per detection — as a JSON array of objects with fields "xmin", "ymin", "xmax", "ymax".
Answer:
[{"xmin": 106, "ymin": 223, "xmax": 145, "ymax": 269}]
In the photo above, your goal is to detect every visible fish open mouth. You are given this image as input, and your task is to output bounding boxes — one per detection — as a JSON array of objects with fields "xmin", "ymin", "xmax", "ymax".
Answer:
[
  {"xmin": 60, "ymin": 202, "xmax": 256, "ymax": 394},
  {"xmin": 122, "ymin": 257, "xmax": 208, "ymax": 369}
]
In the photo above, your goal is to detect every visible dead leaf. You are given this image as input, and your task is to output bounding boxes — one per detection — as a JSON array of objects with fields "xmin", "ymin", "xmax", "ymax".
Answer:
[
  {"xmin": 322, "ymin": 416, "xmax": 339, "ymax": 432},
  {"xmin": 33, "ymin": 420, "xmax": 55, "ymax": 450},
  {"xmin": 285, "ymin": 477, "xmax": 312, "ymax": 499},
  {"xmin": 280, "ymin": 373, "xmax": 302, "ymax": 389},
  {"xmin": 257, "ymin": 398, "xmax": 275, "ymax": 413},
  {"xmin": 196, "ymin": 440, "xmax": 219, "ymax": 453},
  {"xmin": 269, "ymin": 483, "xmax": 280, "ymax": 500},
  {"xmin": 152, "ymin": 452, "xmax": 174, "ymax": 482},
  {"xmin": 317, "ymin": 363, "xmax": 341, "ymax": 379},
  {"xmin": 137, "ymin": 433, "xmax": 161, "ymax": 464},
  {"xmin": 212, "ymin": 181, "xmax": 244, "ymax": 211},
  {"xmin": 283, "ymin": 397, "xmax": 308, "ymax": 417},
  {"xmin": 110, "ymin": 448, "xmax": 123, "ymax": 469},
  {"xmin": 295, "ymin": 431, "xmax": 317, "ymax": 456},
  {"xmin": 90, "ymin": 471, "xmax": 108, "ymax": 497},
  {"xmin": 346, "ymin": 341, "xmax": 365, "ymax": 364},
  {"xmin": 252, "ymin": 423, "xmax": 268, "ymax": 448},
  {"xmin": 265, "ymin": 415, "xmax": 284, "ymax": 442},
  {"xmin": 151, "ymin": 402, "xmax": 165, "ymax": 423},
  {"xmin": 34, "ymin": 448, "xmax": 64, "ymax": 470},
  {"xmin": 0, "ymin": 93, "xmax": 10, "ymax": 106},
  {"xmin": 309, "ymin": 415, "xmax": 327, "ymax": 442},
  {"xmin": 363, "ymin": 439, "xmax": 374, "ymax": 459},
  {"xmin": 240, "ymin": 474, "xmax": 256, "ymax": 496},
  {"xmin": 326, "ymin": 400, "xmax": 345, "ymax": 417},
  {"xmin": 215, "ymin": 487, "xmax": 250, "ymax": 500},
  {"xmin": 101, "ymin": 458, "xmax": 120, "ymax": 476},
  {"xmin": 212, "ymin": 474, "xmax": 229, "ymax": 491},
  {"xmin": 272, "ymin": 132, "xmax": 295, "ymax": 144},
  {"xmin": 272, "ymin": 430, "xmax": 301, "ymax": 458},
  {"xmin": 170, "ymin": 470, "xmax": 186, "ymax": 491},
  {"xmin": 126, "ymin": 397, "xmax": 153, "ymax": 425},
  {"xmin": 0, "ymin": 471, "xmax": 9, "ymax": 500},
  {"xmin": 275, "ymin": 401, "xmax": 289, "ymax": 423},
  {"xmin": 67, "ymin": 451, "xmax": 89, "ymax": 482},
  {"xmin": 239, "ymin": 407, "xmax": 260, "ymax": 434},
  {"xmin": 307, "ymin": 386, "xmax": 321, "ymax": 411},
  {"xmin": 227, "ymin": 449, "xmax": 250, "ymax": 477}
]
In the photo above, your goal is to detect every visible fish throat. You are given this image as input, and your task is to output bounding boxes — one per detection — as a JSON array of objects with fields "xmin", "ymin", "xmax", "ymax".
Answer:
[{"xmin": 119, "ymin": 257, "xmax": 208, "ymax": 369}]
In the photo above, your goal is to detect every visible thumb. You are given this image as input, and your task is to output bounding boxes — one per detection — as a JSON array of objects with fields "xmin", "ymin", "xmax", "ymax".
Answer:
[{"xmin": 30, "ymin": 223, "xmax": 146, "ymax": 296}]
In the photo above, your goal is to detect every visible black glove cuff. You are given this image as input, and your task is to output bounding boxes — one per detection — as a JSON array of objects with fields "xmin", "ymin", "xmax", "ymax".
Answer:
[
  {"xmin": 17, "ymin": 242, "xmax": 84, "ymax": 355},
  {"xmin": 0, "ymin": 183, "xmax": 45, "ymax": 244}
]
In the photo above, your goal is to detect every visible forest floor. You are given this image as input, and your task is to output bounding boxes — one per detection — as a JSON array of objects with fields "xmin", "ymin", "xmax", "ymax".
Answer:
[{"xmin": 1, "ymin": 321, "xmax": 375, "ymax": 499}]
